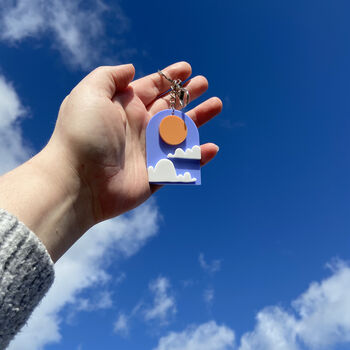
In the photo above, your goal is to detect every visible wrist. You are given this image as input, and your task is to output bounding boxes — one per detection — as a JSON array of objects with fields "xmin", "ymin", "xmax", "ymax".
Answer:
[
  {"xmin": 0, "ymin": 142, "xmax": 95, "ymax": 262},
  {"xmin": 33, "ymin": 142, "xmax": 96, "ymax": 259}
]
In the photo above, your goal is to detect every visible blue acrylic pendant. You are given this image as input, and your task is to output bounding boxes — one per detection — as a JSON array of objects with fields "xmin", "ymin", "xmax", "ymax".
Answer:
[{"xmin": 146, "ymin": 109, "xmax": 201, "ymax": 185}]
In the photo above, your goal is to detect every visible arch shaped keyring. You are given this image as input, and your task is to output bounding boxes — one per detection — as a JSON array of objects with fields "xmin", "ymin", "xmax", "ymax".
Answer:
[{"xmin": 158, "ymin": 70, "xmax": 190, "ymax": 114}]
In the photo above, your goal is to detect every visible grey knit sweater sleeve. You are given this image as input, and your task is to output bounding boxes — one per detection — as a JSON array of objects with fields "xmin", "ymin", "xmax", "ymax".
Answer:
[{"xmin": 0, "ymin": 209, "xmax": 55, "ymax": 349}]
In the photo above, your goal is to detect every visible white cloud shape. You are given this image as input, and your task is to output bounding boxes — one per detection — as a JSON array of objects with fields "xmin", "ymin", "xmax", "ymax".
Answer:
[
  {"xmin": 144, "ymin": 277, "xmax": 176, "ymax": 323},
  {"xmin": 154, "ymin": 321, "xmax": 235, "ymax": 350},
  {"xmin": 0, "ymin": 0, "xmax": 129, "ymax": 70},
  {"xmin": 167, "ymin": 146, "xmax": 201, "ymax": 160},
  {"xmin": 148, "ymin": 159, "xmax": 196, "ymax": 183}
]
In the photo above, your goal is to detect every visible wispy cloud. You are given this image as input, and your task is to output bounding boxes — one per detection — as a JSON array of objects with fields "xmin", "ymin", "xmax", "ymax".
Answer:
[
  {"xmin": 0, "ymin": 0, "xmax": 130, "ymax": 70},
  {"xmin": 65, "ymin": 290, "xmax": 114, "ymax": 326},
  {"xmin": 114, "ymin": 312, "xmax": 130, "ymax": 337},
  {"xmin": 113, "ymin": 276, "xmax": 176, "ymax": 336},
  {"xmin": 144, "ymin": 277, "xmax": 176, "ymax": 324},
  {"xmin": 203, "ymin": 288, "xmax": 215, "ymax": 306},
  {"xmin": 199, "ymin": 253, "xmax": 222, "ymax": 275},
  {"xmin": 0, "ymin": 75, "xmax": 31, "ymax": 174},
  {"xmin": 154, "ymin": 321, "xmax": 235, "ymax": 350},
  {"xmin": 74, "ymin": 290, "xmax": 113, "ymax": 312}
]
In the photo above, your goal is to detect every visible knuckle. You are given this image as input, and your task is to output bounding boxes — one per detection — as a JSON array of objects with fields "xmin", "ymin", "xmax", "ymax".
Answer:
[
  {"xmin": 60, "ymin": 95, "xmax": 70, "ymax": 109},
  {"xmin": 94, "ymin": 65, "xmax": 108, "ymax": 75}
]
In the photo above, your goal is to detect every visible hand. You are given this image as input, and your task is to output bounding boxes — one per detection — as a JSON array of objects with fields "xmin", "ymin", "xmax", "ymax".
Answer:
[
  {"xmin": 50, "ymin": 62, "xmax": 222, "ymax": 224},
  {"xmin": 0, "ymin": 62, "xmax": 221, "ymax": 261}
]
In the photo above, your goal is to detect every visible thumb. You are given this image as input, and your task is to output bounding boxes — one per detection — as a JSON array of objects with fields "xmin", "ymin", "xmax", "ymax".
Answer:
[{"xmin": 79, "ymin": 64, "xmax": 135, "ymax": 98}]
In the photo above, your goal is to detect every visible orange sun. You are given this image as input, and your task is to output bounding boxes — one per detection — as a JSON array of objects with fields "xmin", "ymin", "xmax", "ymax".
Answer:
[{"xmin": 159, "ymin": 115, "xmax": 187, "ymax": 145}]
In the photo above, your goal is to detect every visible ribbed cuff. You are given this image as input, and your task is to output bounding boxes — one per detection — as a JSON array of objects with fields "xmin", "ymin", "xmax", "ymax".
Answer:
[{"xmin": 0, "ymin": 209, "xmax": 54, "ymax": 349}]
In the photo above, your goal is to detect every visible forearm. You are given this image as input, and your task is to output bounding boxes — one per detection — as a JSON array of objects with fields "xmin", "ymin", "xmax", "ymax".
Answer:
[{"xmin": 0, "ymin": 142, "xmax": 93, "ymax": 262}]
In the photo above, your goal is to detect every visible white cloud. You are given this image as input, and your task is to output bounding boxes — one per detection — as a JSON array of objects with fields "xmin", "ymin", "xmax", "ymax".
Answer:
[
  {"xmin": 0, "ymin": 0, "xmax": 129, "ymax": 69},
  {"xmin": 292, "ymin": 260, "xmax": 350, "ymax": 348},
  {"xmin": 148, "ymin": 159, "xmax": 196, "ymax": 183},
  {"xmin": 155, "ymin": 261, "xmax": 350, "ymax": 350},
  {"xmin": 199, "ymin": 253, "xmax": 222, "ymax": 275},
  {"xmin": 0, "ymin": 0, "xmax": 45, "ymax": 40},
  {"xmin": 168, "ymin": 146, "xmax": 201, "ymax": 160},
  {"xmin": 112, "ymin": 276, "xmax": 176, "ymax": 334},
  {"xmin": 8, "ymin": 201, "xmax": 159, "ymax": 350},
  {"xmin": 239, "ymin": 308, "xmax": 298, "ymax": 350},
  {"xmin": 0, "ymin": 75, "xmax": 31, "ymax": 174},
  {"xmin": 203, "ymin": 288, "xmax": 214, "ymax": 305},
  {"xmin": 114, "ymin": 313, "xmax": 130, "ymax": 337},
  {"xmin": 74, "ymin": 290, "xmax": 113, "ymax": 312},
  {"xmin": 65, "ymin": 291, "xmax": 113, "ymax": 325},
  {"xmin": 238, "ymin": 261, "xmax": 350, "ymax": 350},
  {"xmin": 154, "ymin": 321, "xmax": 235, "ymax": 350},
  {"xmin": 144, "ymin": 277, "xmax": 176, "ymax": 323}
]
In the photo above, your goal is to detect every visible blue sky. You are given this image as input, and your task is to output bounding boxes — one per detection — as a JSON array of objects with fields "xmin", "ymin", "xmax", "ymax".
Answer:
[{"xmin": 1, "ymin": 1, "xmax": 350, "ymax": 349}]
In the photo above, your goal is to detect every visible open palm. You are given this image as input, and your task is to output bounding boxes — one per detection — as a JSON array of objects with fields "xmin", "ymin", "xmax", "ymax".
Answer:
[{"xmin": 52, "ymin": 62, "xmax": 222, "ymax": 224}]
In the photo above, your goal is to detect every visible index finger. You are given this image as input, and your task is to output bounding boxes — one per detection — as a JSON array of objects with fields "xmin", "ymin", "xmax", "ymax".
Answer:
[{"xmin": 131, "ymin": 62, "xmax": 192, "ymax": 106}]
